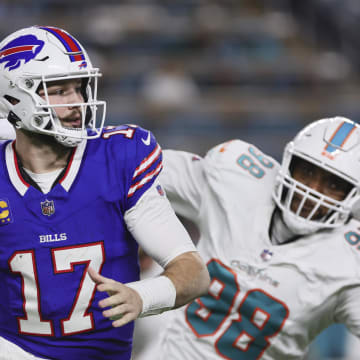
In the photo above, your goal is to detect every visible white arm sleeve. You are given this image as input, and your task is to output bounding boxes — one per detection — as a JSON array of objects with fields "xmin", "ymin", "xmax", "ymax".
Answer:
[
  {"xmin": 124, "ymin": 181, "xmax": 196, "ymax": 268},
  {"xmin": 0, "ymin": 120, "xmax": 15, "ymax": 140},
  {"xmin": 159, "ymin": 149, "xmax": 206, "ymax": 222},
  {"xmin": 334, "ymin": 286, "xmax": 360, "ymax": 338}
]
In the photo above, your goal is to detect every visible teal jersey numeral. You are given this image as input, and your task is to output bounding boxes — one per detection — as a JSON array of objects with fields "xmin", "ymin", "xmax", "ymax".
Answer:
[
  {"xmin": 186, "ymin": 259, "xmax": 289, "ymax": 359},
  {"xmin": 237, "ymin": 146, "xmax": 274, "ymax": 179}
]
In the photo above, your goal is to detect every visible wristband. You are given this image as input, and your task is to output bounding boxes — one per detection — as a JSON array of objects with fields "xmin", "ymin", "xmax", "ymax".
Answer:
[{"xmin": 127, "ymin": 276, "xmax": 177, "ymax": 317}]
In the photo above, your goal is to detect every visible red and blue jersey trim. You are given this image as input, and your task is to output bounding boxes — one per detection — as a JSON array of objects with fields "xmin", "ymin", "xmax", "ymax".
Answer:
[
  {"xmin": 128, "ymin": 144, "xmax": 162, "ymax": 198},
  {"xmin": 39, "ymin": 26, "xmax": 86, "ymax": 63}
]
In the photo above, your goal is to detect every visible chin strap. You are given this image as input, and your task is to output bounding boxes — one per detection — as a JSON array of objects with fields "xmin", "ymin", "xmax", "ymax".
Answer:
[{"xmin": 54, "ymin": 132, "xmax": 85, "ymax": 147}]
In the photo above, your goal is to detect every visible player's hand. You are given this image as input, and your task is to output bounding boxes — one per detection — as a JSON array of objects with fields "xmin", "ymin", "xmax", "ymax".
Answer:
[{"xmin": 88, "ymin": 267, "xmax": 143, "ymax": 327}]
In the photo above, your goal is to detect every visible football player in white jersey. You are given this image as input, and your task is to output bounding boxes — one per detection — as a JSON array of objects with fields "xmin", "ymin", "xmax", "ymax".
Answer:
[{"xmin": 158, "ymin": 116, "xmax": 360, "ymax": 359}]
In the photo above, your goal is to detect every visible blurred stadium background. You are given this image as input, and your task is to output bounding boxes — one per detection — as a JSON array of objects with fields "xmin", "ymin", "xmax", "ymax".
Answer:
[{"xmin": 2, "ymin": 0, "xmax": 360, "ymax": 359}]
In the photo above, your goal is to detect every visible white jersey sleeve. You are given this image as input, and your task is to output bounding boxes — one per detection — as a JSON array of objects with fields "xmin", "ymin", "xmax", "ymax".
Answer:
[
  {"xmin": 160, "ymin": 149, "xmax": 206, "ymax": 222},
  {"xmin": 124, "ymin": 180, "xmax": 196, "ymax": 268},
  {"xmin": 335, "ymin": 286, "xmax": 360, "ymax": 338},
  {"xmin": 0, "ymin": 120, "xmax": 15, "ymax": 140}
]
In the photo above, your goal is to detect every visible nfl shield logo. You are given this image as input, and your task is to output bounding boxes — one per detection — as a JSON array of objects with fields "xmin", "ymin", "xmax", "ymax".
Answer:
[
  {"xmin": 156, "ymin": 184, "xmax": 165, "ymax": 196},
  {"xmin": 260, "ymin": 249, "xmax": 273, "ymax": 261},
  {"xmin": 41, "ymin": 199, "xmax": 55, "ymax": 216}
]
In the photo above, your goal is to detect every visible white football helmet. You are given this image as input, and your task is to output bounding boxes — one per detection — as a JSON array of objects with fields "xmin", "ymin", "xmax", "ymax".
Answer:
[
  {"xmin": 0, "ymin": 26, "xmax": 106, "ymax": 147},
  {"xmin": 273, "ymin": 116, "xmax": 360, "ymax": 235}
]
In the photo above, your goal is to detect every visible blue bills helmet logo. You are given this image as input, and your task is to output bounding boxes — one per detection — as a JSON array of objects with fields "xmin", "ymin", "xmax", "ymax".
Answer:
[
  {"xmin": 41, "ymin": 199, "xmax": 55, "ymax": 216},
  {"xmin": 0, "ymin": 199, "xmax": 13, "ymax": 225},
  {"xmin": 0, "ymin": 34, "xmax": 44, "ymax": 71}
]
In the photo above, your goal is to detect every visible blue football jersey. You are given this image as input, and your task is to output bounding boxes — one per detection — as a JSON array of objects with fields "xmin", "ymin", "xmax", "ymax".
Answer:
[{"xmin": 0, "ymin": 125, "xmax": 162, "ymax": 360}]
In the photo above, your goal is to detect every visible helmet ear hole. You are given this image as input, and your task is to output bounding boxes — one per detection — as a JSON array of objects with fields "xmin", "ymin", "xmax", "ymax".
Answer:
[
  {"xmin": 4, "ymin": 95, "xmax": 20, "ymax": 106},
  {"xmin": 3, "ymin": 95, "xmax": 21, "ymax": 126},
  {"xmin": 8, "ymin": 111, "xmax": 21, "ymax": 127}
]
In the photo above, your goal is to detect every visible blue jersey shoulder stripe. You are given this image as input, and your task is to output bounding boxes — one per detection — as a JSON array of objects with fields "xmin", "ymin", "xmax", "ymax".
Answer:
[
  {"xmin": 132, "ymin": 144, "xmax": 161, "ymax": 179},
  {"xmin": 128, "ymin": 161, "xmax": 163, "ymax": 198}
]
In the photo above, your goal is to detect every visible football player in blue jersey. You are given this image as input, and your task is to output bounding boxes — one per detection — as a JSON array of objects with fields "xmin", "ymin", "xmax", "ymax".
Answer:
[{"xmin": 0, "ymin": 26, "xmax": 210, "ymax": 360}]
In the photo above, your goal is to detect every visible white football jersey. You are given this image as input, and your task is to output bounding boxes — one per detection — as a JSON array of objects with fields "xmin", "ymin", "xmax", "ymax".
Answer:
[{"xmin": 158, "ymin": 140, "xmax": 360, "ymax": 360}]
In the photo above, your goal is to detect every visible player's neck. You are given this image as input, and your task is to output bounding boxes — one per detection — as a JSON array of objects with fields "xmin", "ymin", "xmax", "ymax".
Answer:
[{"xmin": 14, "ymin": 129, "xmax": 73, "ymax": 174}]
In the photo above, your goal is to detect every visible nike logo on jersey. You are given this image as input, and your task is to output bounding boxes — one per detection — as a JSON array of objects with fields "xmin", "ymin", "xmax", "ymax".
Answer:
[{"xmin": 141, "ymin": 131, "xmax": 151, "ymax": 146}]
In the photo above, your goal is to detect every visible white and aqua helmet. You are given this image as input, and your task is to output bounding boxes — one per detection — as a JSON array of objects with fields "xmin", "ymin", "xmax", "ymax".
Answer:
[
  {"xmin": 273, "ymin": 116, "xmax": 360, "ymax": 235},
  {"xmin": 0, "ymin": 26, "xmax": 106, "ymax": 147}
]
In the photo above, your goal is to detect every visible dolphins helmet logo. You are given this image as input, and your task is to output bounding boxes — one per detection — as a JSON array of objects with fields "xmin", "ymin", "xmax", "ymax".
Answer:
[{"xmin": 0, "ymin": 34, "xmax": 44, "ymax": 71}]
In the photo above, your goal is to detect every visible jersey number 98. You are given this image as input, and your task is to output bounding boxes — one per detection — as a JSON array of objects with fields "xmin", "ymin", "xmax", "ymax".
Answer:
[{"xmin": 186, "ymin": 259, "xmax": 289, "ymax": 359}]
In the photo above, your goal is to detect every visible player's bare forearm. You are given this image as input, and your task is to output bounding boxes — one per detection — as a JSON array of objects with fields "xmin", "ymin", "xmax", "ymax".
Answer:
[
  {"xmin": 163, "ymin": 251, "xmax": 210, "ymax": 307},
  {"xmin": 88, "ymin": 251, "xmax": 209, "ymax": 327}
]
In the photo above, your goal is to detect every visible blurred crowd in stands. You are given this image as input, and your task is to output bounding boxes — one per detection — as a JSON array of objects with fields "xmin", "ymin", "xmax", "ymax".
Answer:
[
  {"xmin": 2, "ymin": 0, "xmax": 360, "ymax": 159},
  {"xmin": 1, "ymin": 1, "xmax": 360, "ymax": 358}
]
